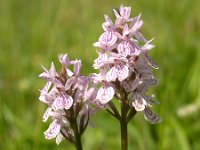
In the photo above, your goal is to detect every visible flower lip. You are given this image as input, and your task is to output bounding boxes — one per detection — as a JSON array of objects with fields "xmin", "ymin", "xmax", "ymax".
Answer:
[
  {"xmin": 44, "ymin": 119, "xmax": 61, "ymax": 140},
  {"xmin": 96, "ymin": 83, "xmax": 115, "ymax": 104}
]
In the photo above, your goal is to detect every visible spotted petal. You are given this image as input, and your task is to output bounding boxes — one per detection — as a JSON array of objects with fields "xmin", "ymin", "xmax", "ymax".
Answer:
[
  {"xmin": 84, "ymin": 87, "xmax": 97, "ymax": 101},
  {"xmin": 118, "ymin": 40, "xmax": 140, "ymax": 57},
  {"xmin": 96, "ymin": 85, "xmax": 115, "ymax": 104},
  {"xmin": 117, "ymin": 41, "xmax": 131, "ymax": 57},
  {"xmin": 132, "ymin": 92, "xmax": 147, "ymax": 111},
  {"xmin": 56, "ymin": 133, "xmax": 63, "ymax": 145},
  {"xmin": 39, "ymin": 82, "xmax": 53, "ymax": 104},
  {"xmin": 98, "ymin": 31, "xmax": 118, "ymax": 49},
  {"xmin": 43, "ymin": 107, "xmax": 51, "ymax": 122},
  {"xmin": 144, "ymin": 107, "xmax": 162, "ymax": 124},
  {"xmin": 65, "ymin": 77, "xmax": 76, "ymax": 90},
  {"xmin": 102, "ymin": 15, "xmax": 114, "ymax": 31},
  {"xmin": 58, "ymin": 54, "xmax": 71, "ymax": 67},
  {"xmin": 72, "ymin": 60, "xmax": 82, "ymax": 76},
  {"xmin": 93, "ymin": 53, "xmax": 108, "ymax": 69},
  {"xmin": 52, "ymin": 94, "xmax": 73, "ymax": 110},
  {"xmin": 116, "ymin": 64, "xmax": 129, "ymax": 81},
  {"xmin": 44, "ymin": 120, "xmax": 61, "ymax": 139},
  {"xmin": 119, "ymin": 5, "xmax": 131, "ymax": 19},
  {"xmin": 122, "ymin": 24, "xmax": 129, "ymax": 36},
  {"xmin": 106, "ymin": 66, "xmax": 118, "ymax": 81},
  {"xmin": 40, "ymin": 81, "xmax": 52, "ymax": 94}
]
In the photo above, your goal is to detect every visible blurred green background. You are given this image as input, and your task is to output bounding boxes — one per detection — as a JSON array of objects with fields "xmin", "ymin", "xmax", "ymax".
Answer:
[{"xmin": 0, "ymin": 0, "xmax": 200, "ymax": 149}]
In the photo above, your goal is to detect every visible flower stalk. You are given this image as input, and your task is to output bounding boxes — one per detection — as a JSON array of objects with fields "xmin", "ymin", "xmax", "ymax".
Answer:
[
  {"xmin": 71, "ymin": 117, "xmax": 83, "ymax": 150},
  {"xmin": 120, "ymin": 101, "xmax": 128, "ymax": 150},
  {"xmin": 74, "ymin": 126, "xmax": 83, "ymax": 150}
]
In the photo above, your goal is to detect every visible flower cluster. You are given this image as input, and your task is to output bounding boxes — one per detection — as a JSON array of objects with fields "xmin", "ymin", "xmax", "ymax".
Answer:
[
  {"xmin": 93, "ymin": 5, "xmax": 161, "ymax": 124},
  {"xmin": 38, "ymin": 4, "xmax": 161, "ymax": 147},
  {"xmin": 39, "ymin": 54, "xmax": 96, "ymax": 144}
]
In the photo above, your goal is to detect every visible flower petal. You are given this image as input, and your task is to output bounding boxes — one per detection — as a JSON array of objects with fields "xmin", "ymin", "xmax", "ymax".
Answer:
[
  {"xmin": 120, "ymin": 5, "xmax": 131, "ymax": 19},
  {"xmin": 52, "ymin": 94, "xmax": 73, "ymax": 110},
  {"xmin": 93, "ymin": 53, "xmax": 108, "ymax": 69},
  {"xmin": 84, "ymin": 87, "xmax": 97, "ymax": 101},
  {"xmin": 117, "ymin": 40, "xmax": 140, "ymax": 56},
  {"xmin": 99, "ymin": 31, "xmax": 118, "ymax": 48},
  {"xmin": 66, "ymin": 68, "xmax": 74, "ymax": 77},
  {"xmin": 39, "ymin": 72, "xmax": 51, "ymax": 81},
  {"xmin": 58, "ymin": 54, "xmax": 71, "ymax": 66},
  {"xmin": 132, "ymin": 92, "xmax": 147, "ymax": 111},
  {"xmin": 40, "ymin": 81, "xmax": 52, "ymax": 94},
  {"xmin": 93, "ymin": 42, "xmax": 104, "ymax": 48},
  {"xmin": 106, "ymin": 66, "xmax": 118, "ymax": 81},
  {"xmin": 65, "ymin": 77, "xmax": 76, "ymax": 90},
  {"xmin": 76, "ymin": 76, "xmax": 88, "ymax": 90},
  {"xmin": 52, "ymin": 78, "xmax": 65, "ymax": 90},
  {"xmin": 116, "ymin": 64, "xmax": 129, "ymax": 81},
  {"xmin": 134, "ymin": 31, "xmax": 147, "ymax": 42},
  {"xmin": 121, "ymin": 78, "xmax": 142, "ymax": 92},
  {"xmin": 44, "ymin": 119, "xmax": 61, "ymax": 139},
  {"xmin": 129, "ymin": 13, "xmax": 143, "ymax": 34},
  {"xmin": 39, "ymin": 82, "xmax": 53, "ymax": 104},
  {"xmin": 72, "ymin": 60, "xmax": 82, "ymax": 76},
  {"xmin": 56, "ymin": 133, "xmax": 63, "ymax": 145},
  {"xmin": 102, "ymin": 15, "xmax": 114, "ymax": 31},
  {"xmin": 43, "ymin": 107, "xmax": 51, "ymax": 122},
  {"xmin": 141, "ymin": 42, "xmax": 155, "ymax": 51},
  {"xmin": 144, "ymin": 53, "xmax": 159, "ymax": 69},
  {"xmin": 41, "ymin": 65, "xmax": 48, "ymax": 72},
  {"xmin": 39, "ymin": 93, "xmax": 53, "ymax": 104},
  {"xmin": 117, "ymin": 41, "xmax": 131, "ymax": 57},
  {"xmin": 96, "ymin": 85, "xmax": 115, "ymax": 104},
  {"xmin": 144, "ymin": 107, "xmax": 162, "ymax": 124},
  {"xmin": 113, "ymin": 8, "xmax": 120, "ymax": 18},
  {"xmin": 50, "ymin": 62, "xmax": 57, "ymax": 77},
  {"xmin": 122, "ymin": 24, "xmax": 129, "ymax": 36}
]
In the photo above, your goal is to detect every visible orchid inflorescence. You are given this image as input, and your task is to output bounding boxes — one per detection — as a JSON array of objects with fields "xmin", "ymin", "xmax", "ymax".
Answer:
[
  {"xmin": 39, "ymin": 54, "xmax": 97, "ymax": 146},
  {"xmin": 39, "ymin": 4, "xmax": 161, "ymax": 150},
  {"xmin": 92, "ymin": 4, "xmax": 161, "ymax": 123}
]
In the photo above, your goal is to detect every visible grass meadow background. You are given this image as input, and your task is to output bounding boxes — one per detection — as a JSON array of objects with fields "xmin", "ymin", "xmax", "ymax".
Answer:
[{"xmin": 0, "ymin": 0, "xmax": 200, "ymax": 149}]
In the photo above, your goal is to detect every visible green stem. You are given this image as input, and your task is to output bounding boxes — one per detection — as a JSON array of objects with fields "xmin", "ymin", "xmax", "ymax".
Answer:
[
  {"xmin": 73, "ymin": 121, "xmax": 83, "ymax": 150},
  {"xmin": 120, "ymin": 101, "xmax": 128, "ymax": 150},
  {"xmin": 120, "ymin": 118, "xmax": 127, "ymax": 150},
  {"xmin": 69, "ymin": 105, "xmax": 83, "ymax": 150}
]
